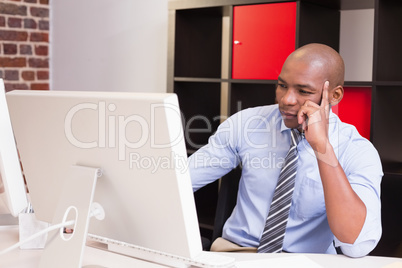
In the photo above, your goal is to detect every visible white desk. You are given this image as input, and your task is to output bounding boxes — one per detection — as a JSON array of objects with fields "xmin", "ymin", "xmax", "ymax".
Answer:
[
  {"xmin": 0, "ymin": 226, "xmax": 165, "ymax": 268},
  {"xmin": 1, "ymin": 225, "xmax": 402, "ymax": 268},
  {"xmin": 229, "ymin": 252, "xmax": 402, "ymax": 268}
]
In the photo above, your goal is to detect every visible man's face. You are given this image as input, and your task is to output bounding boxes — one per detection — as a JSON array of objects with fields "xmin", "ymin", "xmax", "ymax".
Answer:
[{"xmin": 276, "ymin": 59, "xmax": 326, "ymax": 129}]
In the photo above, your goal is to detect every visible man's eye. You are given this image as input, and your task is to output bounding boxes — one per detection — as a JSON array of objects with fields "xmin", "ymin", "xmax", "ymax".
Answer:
[
  {"xmin": 277, "ymin": 84, "xmax": 287, "ymax": 89},
  {"xmin": 299, "ymin": 89, "xmax": 312, "ymax": 94}
]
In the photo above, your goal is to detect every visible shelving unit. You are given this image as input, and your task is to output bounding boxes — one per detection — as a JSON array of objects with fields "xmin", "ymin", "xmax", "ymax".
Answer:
[
  {"xmin": 371, "ymin": 1, "xmax": 402, "ymax": 257},
  {"xmin": 167, "ymin": 0, "xmax": 402, "ymax": 256}
]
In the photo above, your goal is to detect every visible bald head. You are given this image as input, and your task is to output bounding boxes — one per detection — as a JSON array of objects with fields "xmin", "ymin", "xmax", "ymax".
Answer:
[{"xmin": 284, "ymin": 43, "xmax": 345, "ymax": 89}]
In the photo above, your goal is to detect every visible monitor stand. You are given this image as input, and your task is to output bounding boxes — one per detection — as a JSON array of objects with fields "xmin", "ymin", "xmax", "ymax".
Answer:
[
  {"xmin": 0, "ymin": 213, "xmax": 18, "ymax": 226},
  {"xmin": 39, "ymin": 165, "xmax": 103, "ymax": 268},
  {"xmin": 0, "ymin": 197, "xmax": 18, "ymax": 226}
]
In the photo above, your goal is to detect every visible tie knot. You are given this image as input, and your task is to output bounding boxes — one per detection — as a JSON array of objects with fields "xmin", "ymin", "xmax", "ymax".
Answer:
[{"xmin": 290, "ymin": 129, "xmax": 302, "ymax": 146}]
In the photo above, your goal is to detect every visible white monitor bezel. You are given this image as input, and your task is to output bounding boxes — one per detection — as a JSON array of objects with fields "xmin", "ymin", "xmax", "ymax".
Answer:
[{"xmin": 0, "ymin": 79, "xmax": 28, "ymax": 217}]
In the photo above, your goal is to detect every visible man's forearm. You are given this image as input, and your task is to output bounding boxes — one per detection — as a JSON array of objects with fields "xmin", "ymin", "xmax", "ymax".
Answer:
[{"xmin": 316, "ymin": 142, "xmax": 366, "ymax": 244}]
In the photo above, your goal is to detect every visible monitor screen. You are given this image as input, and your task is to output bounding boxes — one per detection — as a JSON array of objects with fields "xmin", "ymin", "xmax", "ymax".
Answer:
[
  {"xmin": 0, "ymin": 79, "xmax": 28, "ymax": 217},
  {"xmin": 6, "ymin": 90, "xmax": 202, "ymax": 258}
]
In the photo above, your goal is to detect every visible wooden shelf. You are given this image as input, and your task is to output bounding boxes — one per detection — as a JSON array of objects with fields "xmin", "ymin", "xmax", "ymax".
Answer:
[{"xmin": 169, "ymin": 0, "xmax": 375, "ymax": 10}]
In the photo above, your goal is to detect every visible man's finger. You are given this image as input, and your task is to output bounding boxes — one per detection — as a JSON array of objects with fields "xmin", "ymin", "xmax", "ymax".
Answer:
[
  {"xmin": 321, "ymin": 80, "xmax": 330, "ymax": 108},
  {"xmin": 298, "ymin": 105, "xmax": 316, "ymax": 128}
]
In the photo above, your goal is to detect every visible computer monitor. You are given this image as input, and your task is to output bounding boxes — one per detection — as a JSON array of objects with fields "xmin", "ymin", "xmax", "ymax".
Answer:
[
  {"xmin": 6, "ymin": 90, "xmax": 202, "ymax": 258},
  {"xmin": 0, "ymin": 79, "xmax": 28, "ymax": 218}
]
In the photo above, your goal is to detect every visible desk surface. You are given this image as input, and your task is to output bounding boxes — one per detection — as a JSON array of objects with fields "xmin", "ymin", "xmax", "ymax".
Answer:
[{"xmin": 1, "ymin": 225, "xmax": 402, "ymax": 268}]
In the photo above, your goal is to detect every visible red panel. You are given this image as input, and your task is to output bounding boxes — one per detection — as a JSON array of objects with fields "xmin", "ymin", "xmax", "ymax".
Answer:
[
  {"xmin": 232, "ymin": 2, "xmax": 297, "ymax": 80},
  {"xmin": 332, "ymin": 87, "xmax": 372, "ymax": 140}
]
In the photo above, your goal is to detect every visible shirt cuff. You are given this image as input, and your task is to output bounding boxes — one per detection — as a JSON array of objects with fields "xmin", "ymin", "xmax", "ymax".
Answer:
[{"xmin": 333, "ymin": 211, "xmax": 381, "ymax": 257}]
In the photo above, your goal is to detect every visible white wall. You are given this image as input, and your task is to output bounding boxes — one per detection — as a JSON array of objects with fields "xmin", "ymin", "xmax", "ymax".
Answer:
[{"xmin": 50, "ymin": 0, "xmax": 168, "ymax": 93}]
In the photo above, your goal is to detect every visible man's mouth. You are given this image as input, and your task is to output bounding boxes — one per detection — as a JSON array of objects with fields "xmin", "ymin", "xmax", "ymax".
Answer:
[{"xmin": 280, "ymin": 111, "xmax": 297, "ymax": 119}]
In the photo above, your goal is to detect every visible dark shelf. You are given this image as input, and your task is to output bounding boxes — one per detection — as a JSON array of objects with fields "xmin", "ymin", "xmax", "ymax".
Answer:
[
  {"xmin": 174, "ymin": 81, "xmax": 221, "ymax": 152},
  {"xmin": 194, "ymin": 179, "xmax": 220, "ymax": 241},
  {"xmin": 375, "ymin": 81, "xmax": 402, "ymax": 87},
  {"xmin": 230, "ymin": 83, "xmax": 277, "ymax": 115},
  {"xmin": 372, "ymin": 86, "xmax": 402, "ymax": 167},
  {"xmin": 344, "ymin": 81, "xmax": 374, "ymax": 87},
  {"xmin": 174, "ymin": 7, "xmax": 223, "ymax": 78},
  {"xmin": 230, "ymin": 79, "xmax": 277, "ymax": 84},
  {"xmin": 382, "ymin": 162, "xmax": 402, "ymax": 177},
  {"xmin": 298, "ymin": 1, "xmax": 340, "ymax": 50},
  {"xmin": 370, "ymin": 174, "xmax": 402, "ymax": 257},
  {"xmin": 174, "ymin": 77, "xmax": 225, "ymax": 83},
  {"xmin": 375, "ymin": 1, "xmax": 402, "ymax": 82}
]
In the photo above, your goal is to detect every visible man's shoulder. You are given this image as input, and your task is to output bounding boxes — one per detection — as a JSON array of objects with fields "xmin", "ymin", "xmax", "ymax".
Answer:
[
  {"xmin": 230, "ymin": 104, "xmax": 280, "ymax": 120},
  {"xmin": 221, "ymin": 104, "xmax": 282, "ymax": 132},
  {"xmin": 332, "ymin": 114, "xmax": 379, "ymax": 156},
  {"xmin": 335, "ymin": 118, "xmax": 369, "ymax": 144}
]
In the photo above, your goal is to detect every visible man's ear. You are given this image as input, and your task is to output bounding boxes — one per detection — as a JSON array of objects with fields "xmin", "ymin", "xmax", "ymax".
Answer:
[{"xmin": 330, "ymin": 85, "xmax": 344, "ymax": 106}]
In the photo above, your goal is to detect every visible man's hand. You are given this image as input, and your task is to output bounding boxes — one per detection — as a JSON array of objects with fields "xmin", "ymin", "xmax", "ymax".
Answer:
[{"xmin": 297, "ymin": 81, "xmax": 331, "ymax": 154}]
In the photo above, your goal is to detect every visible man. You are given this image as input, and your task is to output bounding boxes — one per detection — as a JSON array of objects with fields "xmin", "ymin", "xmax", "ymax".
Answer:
[{"xmin": 188, "ymin": 43, "xmax": 382, "ymax": 257}]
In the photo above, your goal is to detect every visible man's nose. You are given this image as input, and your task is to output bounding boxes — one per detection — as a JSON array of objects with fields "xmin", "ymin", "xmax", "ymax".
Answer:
[{"xmin": 282, "ymin": 89, "xmax": 297, "ymax": 105}]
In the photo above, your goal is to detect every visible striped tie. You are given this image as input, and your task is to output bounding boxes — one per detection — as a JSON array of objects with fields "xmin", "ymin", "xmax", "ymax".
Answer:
[{"xmin": 258, "ymin": 129, "xmax": 302, "ymax": 253}]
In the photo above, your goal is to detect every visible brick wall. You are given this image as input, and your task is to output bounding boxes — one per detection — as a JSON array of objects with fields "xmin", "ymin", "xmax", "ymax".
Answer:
[{"xmin": 0, "ymin": 0, "xmax": 50, "ymax": 91}]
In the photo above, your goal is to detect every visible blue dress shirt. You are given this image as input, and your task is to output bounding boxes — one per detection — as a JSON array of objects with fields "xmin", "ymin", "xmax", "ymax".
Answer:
[{"xmin": 188, "ymin": 104, "xmax": 383, "ymax": 257}]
